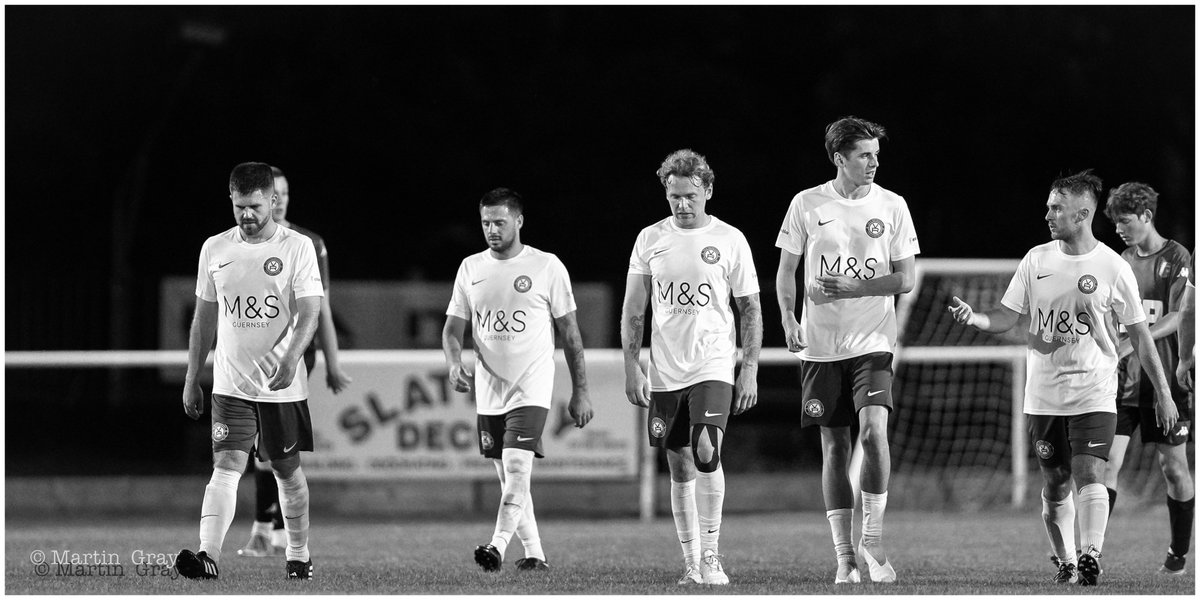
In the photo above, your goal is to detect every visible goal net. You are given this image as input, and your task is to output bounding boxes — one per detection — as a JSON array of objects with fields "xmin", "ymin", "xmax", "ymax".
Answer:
[{"xmin": 891, "ymin": 259, "xmax": 1184, "ymax": 510}]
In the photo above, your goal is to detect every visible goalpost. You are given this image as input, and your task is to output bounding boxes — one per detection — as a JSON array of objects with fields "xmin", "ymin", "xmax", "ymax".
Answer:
[{"xmin": 892, "ymin": 258, "xmax": 1029, "ymax": 509}]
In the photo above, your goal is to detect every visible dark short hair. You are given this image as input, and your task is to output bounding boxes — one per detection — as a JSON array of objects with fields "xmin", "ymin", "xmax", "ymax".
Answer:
[
  {"xmin": 824, "ymin": 116, "xmax": 887, "ymax": 164},
  {"xmin": 1051, "ymin": 169, "xmax": 1103, "ymax": 207},
  {"xmin": 1104, "ymin": 181, "xmax": 1159, "ymax": 222},
  {"xmin": 229, "ymin": 162, "xmax": 275, "ymax": 196},
  {"xmin": 656, "ymin": 149, "xmax": 714, "ymax": 189},
  {"xmin": 480, "ymin": 187, "xmax": 524, "ymax": 215}
]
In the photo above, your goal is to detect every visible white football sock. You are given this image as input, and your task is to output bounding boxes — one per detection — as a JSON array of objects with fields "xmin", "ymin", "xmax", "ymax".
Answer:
[
  {"xmin": 250, "ymin": 520, "xmax": 272, "ymax": 538},
  {"xmin": 517, "ymin": 492, "xmax": 545, "ymax": 561},
  {"xmin": 671, "ymin": 478, "xmax": 700, "ymax": 565},
  {"xmin": 861, "ymin": 490, "xmax": 888, "ymax": 547},
  {"xmin": 826, "ymin": 508, "xmax": 855, "ymax": 563},
  {"xmin": 274, "ymin": 467, "xmax": 310, "ymax": 562},
  {"xmin": 1077, "ymin": 483, "xmax": 1109, "ymax": 554},
  {"xmin": 1042, "ymin": 490, "xmax": 1076, "ymax": 564},
  {"xmin": 491, "ymin": 449, "xmax": 533, "ymax": 559},
  {"xmin": 270, "ymin": 527, "xmax": 287, "ymax": 549},
  {"xmin": 696, "ymin": 467, "xmax": 725, "ymax": 555},
  {"xmin": 198, "ymin": 467, "xmax": 241, "ymax": 563}
]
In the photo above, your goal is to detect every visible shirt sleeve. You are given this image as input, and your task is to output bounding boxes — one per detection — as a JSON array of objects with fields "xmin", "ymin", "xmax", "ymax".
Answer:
[
  {"xmin": 890, "ymin": 196, "xmax": 921, "ymax": 260},
  {"xmin": 729, "ymin": 230, "xmax": 761, "ymax": 298},
  {"xmin": 195, "ymin": 239, "xmax": 216, "ymax": 302},
  {"xmin": 291, "ymin": 237, "xmax": 325, "ymax": 299},
  {"xmin": 446, "ymin": 260, "xmax": 472, "ymax": 320},
  {"xmin": 1112, "ymin": 261, "xmax": 1148, "ymax": 326},
  {"xmin": 1000, "ymin": 251, "xmax": 1032, "ymax": 315},
  {"xmin": 627, "ymin": 229, "xmax": 650, "ymax": 276},
  {"xmin": 774, "ymin": 194, "xmax": 807, "ymax": 256},
  {"xmin": 546, "ymin": 256, "xmax": 578, "ymax": 319},
  {"xmin": 1168, "ymin": 246, "xmax": 1192, "ymax": 311}
]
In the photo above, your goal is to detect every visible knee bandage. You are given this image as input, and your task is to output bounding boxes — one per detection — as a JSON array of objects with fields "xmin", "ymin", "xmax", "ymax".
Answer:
[{"xmin": 691, "ymin": 424, "xmax": 723, "ymax": 473}]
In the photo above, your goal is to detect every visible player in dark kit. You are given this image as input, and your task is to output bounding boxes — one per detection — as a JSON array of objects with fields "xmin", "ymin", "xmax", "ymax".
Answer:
[
  {"xmin": 237, "ymin": 166, "xmax": 353, "ymax": 558},
  {"xmin": 1101, "ymin": 182, "xmax": 1194, "ymax": 575}
]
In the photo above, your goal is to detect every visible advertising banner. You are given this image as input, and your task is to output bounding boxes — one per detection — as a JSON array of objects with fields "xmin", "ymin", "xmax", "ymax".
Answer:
[{"xmin": 303, "ymin": 350, "xmax": 639, "ymax": 480}]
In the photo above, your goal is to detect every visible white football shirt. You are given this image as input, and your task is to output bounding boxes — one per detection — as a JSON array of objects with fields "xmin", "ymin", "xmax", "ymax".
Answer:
[
  {"xmin": 1001, "ymin": 241, "xmax": 1146, "ymax": 416},
  {"xmin": 775, "ymin": 182, "xmax": 920, "ymax": 361},
  {"xmin": 196, "ymin": 225, "xmax": 324, "ymax": 402},
  {"xmin": 447, "ymin": 246, "xmax": 576, "ymax": 415},
  {"xmin": 628, "ymin": 216, "xmax": 759, "ymax": 391}
]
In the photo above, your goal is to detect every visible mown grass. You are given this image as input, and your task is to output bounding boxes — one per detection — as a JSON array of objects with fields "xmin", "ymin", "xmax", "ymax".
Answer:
[{"xmin": 5, "ymin": 508, "xmax": 1193, "ymax": 594}]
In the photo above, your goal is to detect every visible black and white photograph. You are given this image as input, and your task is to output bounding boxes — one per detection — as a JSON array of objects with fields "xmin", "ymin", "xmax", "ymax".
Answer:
[{"xmin": 5, "ymin": 3, "xmax": 1196, "ymax": 595}]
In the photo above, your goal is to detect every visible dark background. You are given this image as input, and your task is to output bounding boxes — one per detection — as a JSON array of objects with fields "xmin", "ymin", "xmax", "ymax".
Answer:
[
  {"xmin": 6, "ymin": 5, "xmax": 1195, "ymax": 351},
  {"xmin": 4, "ymin": 6, "xmax": 1195, "ymax": 475}
]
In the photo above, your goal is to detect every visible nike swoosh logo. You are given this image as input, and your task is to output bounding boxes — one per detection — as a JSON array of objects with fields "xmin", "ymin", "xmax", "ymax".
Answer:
[
  {"xmin": 1036, "ymin": 274, "xmax": 1053, "ymax": 280},
  {"xmin": 517, "ymin": 436, "xmax": 535, "ymax": 442},
  {"xmin": 704, "ymin": 411, "xmax": 723, "ymax": 417},
  {"xmin": 867, "ymin": 390, "xmax": 885, "ymax": 397},
  {"xmin": 283, "ymin": 442, "xmax": 297, "ymax": 453},
  {"xmin": 707, "ymin": 529, "xmax": 719, "ymax": 534},
  {"xmin": 218, "ymin": 261, "xmax": 234, "ymax": 269},
  {"xmin": 471, "ymin": 279, "xmax": 487, "ymax": 285},
  {"xmin": 1087, "ymin": 441, "xmax": 1106, "ymax": 448},
  {"xmin": 818, "ymin": 219, "xmax": 836, "ymax": 226},
  {"xmin": 652, "ymin": 248, "xmax": 669, "ymax": 256}
]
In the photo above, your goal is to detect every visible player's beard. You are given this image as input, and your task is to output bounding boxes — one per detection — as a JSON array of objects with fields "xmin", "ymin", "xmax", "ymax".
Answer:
[
  {"xmin": 488, "ymin": 235, "xmax": 513, "ymax": 254},
  {"xmin": 241, "ymin": 215, "xmax": 267, "ymax": 237}
]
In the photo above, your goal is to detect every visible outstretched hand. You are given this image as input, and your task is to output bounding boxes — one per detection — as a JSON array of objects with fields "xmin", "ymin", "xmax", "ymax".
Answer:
[{"xmin": 947, "ymin": 296, "xmax": 975, "ymax": 326}]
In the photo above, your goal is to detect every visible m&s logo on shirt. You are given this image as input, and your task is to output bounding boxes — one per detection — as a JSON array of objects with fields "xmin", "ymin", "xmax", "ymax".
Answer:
[
  {"xmin": 656, "ymin": 280, "xmax": 712, "ymax": 307},
  {"xmin": 820, "ymin": 255, "xmax": 881, "ymax": 280},
  {"xmin": 475, "ymin": 309, "xmax": 527, "ymax": 334}
]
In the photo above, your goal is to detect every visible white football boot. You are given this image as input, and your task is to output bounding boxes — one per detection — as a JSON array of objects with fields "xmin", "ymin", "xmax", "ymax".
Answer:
[
  {"xmin": 834, "ymin": 558, "xmax": 862, "ymax": 584},
  {"xmin": 676, "ymin": 563, "xmax": 702, "ymax": 585},
  {"xmin": 858, "ymin": 541, "xmax": 896, "ymax": 583},
  {"xmin": 700, "ymin": 549, "xmax": 729, "ymax": 585}
]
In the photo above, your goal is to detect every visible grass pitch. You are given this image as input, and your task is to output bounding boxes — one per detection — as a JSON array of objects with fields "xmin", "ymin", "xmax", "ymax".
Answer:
[{"xmin": 5, "ymin": 508, "xmax": 1195, "ymax": 594}]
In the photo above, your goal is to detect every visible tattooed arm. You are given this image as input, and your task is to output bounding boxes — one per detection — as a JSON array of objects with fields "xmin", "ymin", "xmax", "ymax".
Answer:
[
  {"xmin": 553, "ymin": 310, "xmax": 593, "ymax": 428},
  {"xmin": 733, "ymin": 293, "xmax": 763, "ymax": 415},
  {"xmin": 621, "ymin": 273, "xmax": 652, "ymax": 408}
]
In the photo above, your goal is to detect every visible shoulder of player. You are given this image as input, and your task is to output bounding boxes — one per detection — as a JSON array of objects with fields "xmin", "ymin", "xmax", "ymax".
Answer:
[
  {"xmin": 1163, "ymin": 239, "xmax": 1192, "ymax": 263},
  {"xmin": 787, "ymin": 184, "xmax": 830, "ymax": 211},
  {"xmin": 706, "ymin": 216, "xmax": 749, "ymax": 239},
  {"xmin": 203, "ymin": 227, "xmax": 241, "ymax": 250},
  {"xmin": 287, "ymin": 223, "xmax": 326, "ymax": 248}
]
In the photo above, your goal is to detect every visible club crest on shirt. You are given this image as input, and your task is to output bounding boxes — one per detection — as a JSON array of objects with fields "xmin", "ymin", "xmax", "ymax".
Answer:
[
  {"xmin": 263, "ymin": 257, "xmax": 284, "ymax": 276},
  {"xmin": 513, "ymin": 275, "xmax": 533, "ymax": 293},
  {"xmin": 650, "ymin": 417, "xmax": 667, "ymax": 438},
  {"xmin": 804, "ymin": 399, "xmax": 825, "ymax": 418},
  {"xmin": 480, "ymin": 431, "xmax": 495, "ymax": 451},
  {"xmin": 1034, "ymin": 440, "xmax": 1054, "ymax": 459},
  {"xmin": 1077, "ymin": 274, "xmax": 1098, "ymax": 294},
  {"xmin": 700, "ymin": 246, "xmax": 721, "ymax": 264},
  {"xmin": 865, "ymin": 218, "xmax": 885, "ymax": 239},
  {"xmin": 212, "ymin": 422, "xmax": 229, "ymax": 442}
]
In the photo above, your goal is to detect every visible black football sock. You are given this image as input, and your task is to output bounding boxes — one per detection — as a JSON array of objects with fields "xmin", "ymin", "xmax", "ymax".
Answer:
[
  {"xmin": 255, "ymin": 467, "xmax": 279, "ymax": 524},
  {"xmin": 1167, "ymin": 495, "xmax": 1194, "ymax": 557},
  {"xmin": 1106, "ymin": 487, "xmax": 1117, "ymax": 517}
]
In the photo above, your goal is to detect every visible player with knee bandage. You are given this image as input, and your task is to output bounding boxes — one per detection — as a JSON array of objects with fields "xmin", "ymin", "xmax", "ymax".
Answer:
[
  {"xmin": 443, "ymin": 187, "xmax": 593, "ymax": 572},
  {"xmin": 622, "ymin": 149, "xmax": 763, "ymax": 586},
  {"xmin": 176, "ymin": 162, "xmax": 322, "ymax": 581}
]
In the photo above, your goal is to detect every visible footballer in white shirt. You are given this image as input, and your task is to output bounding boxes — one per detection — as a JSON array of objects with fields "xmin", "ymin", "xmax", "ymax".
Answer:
[
  {"xmin": 949, "ymin": 170, "xmax": 1178, "ymax": 586},
  {"xmin": 443, "ymin": 187, "xmax": 593, "ymax": 573},
  {"xmin": 177, "ymin": 162, "xmax": 322, "ymax": 581},
  {"xmin": 775, "ymin": 117, "xmax": 915, "ymax": 585},
  {"xmin": 622, "ymin": 149, "xmax": 762, "ymax": 586}
]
